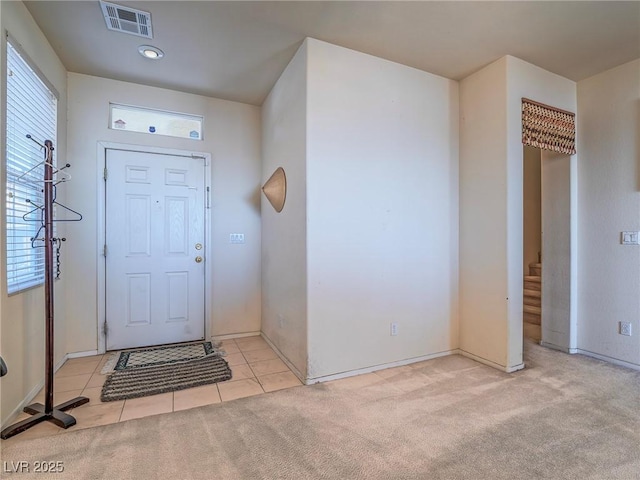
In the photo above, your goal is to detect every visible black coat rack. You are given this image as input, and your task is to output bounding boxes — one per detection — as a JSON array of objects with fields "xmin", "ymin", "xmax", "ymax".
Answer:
[{"xmin": 1, "ymin": 137, "xmax": 89, "ymax": 440}]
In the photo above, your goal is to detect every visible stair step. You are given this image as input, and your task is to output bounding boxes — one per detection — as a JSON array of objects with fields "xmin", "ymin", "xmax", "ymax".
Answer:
[
  {"xmin": 524, "ymin": 312, "xmax": 541, "ymax": 325},
  {"xmin": 524, "ymin": 297, "xmax": 541, "ymax": 308},
  {"xmin": 524, "ymin": 277, "xmax": 541, "ymax": 291},
  {"xmin": 529, "ymin": 265, "xmax": 542, "ymax": 276},
  {"xmin": 523, "ymin": 288, "xmax": 541, "ymax": 298},
  {"xmin": 524, "ymin": 304, "xmax": 541, "ymax": 315}
]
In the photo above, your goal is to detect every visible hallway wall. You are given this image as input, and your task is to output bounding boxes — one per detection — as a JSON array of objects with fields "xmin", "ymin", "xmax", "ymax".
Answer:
[
  {"xmin": 577, "ymin": 59, "xmax": 640, "ymax": 368},
  {"xmin": 262, "ymin": 39, "xmax": 460, "ymax": 382},
  {"xmin": 261, "ymin": 41, "xmax": 309, "ymax": 378},
  {"xmin": 460, "ymin": 56, "xmax": 576, "ymax": 370}
]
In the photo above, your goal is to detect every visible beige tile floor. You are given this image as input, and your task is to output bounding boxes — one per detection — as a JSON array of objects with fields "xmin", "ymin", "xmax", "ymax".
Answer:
[{"xmin": 3, "ymin": 336, "xmax": 302, "ymax": 444}]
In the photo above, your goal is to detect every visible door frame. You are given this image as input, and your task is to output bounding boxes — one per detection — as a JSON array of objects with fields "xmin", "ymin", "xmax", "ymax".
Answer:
[{"xmin": 96, "ymin": 142, "xmax": 212, "ymax": 354}]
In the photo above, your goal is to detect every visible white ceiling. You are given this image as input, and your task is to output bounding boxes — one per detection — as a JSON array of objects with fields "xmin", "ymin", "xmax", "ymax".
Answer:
[{"xmin": 24, "ymin": 1, "xmax": 640, "ymax": 106}]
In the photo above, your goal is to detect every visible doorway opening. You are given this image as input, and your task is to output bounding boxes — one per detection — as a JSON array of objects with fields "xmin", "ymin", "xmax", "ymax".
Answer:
[
  {"xmin": 520, "ymin": 146, "xmax": 577, "ymax": 352},
  {"xmin": 523, "ymin": 146, "xmax": 542, "ymax": 343}
]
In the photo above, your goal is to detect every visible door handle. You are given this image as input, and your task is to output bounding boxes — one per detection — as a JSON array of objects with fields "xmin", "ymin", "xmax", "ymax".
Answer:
[{"xmin": 195, "ymin": 256, "xmax": 203, "ymax": 263}]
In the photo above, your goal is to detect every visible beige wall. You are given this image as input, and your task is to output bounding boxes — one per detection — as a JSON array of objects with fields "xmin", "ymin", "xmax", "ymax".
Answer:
[
  {"xmin": 0, "ymin": 1, "xmax": 69, "ymax": 426},
  {"xmin": 459, "ymin": 58, "xmax": 510, "ymax": 368},
  {"xmin": 541, "ymin": 150, "xmax": 577, "ymax": 350},
  {"xmin": 577, "ymin": 59, "xmax": 640, "ymax": 367},
  {"xmin": 261, "ymin": 41, "xmax": 308, "ymax": 378},
  {"xmin": 460, "ymin": 56, "xmax": 576, "ymax": 370},
  {"xmin": 262, "ymin": 39, "xmax": 459, "ymax": 382},
  {"xmin": 66, "ymin": 73, "xmax": 262, "ymax": 353},
  {"xmin": 305, "ymin": 40, "xmax": 459, "ymax": 380}
]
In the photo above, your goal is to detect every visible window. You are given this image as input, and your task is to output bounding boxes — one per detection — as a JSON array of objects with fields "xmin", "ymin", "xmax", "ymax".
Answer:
[
  {"xmin": 5, "ymin": 39, "xmax": 58, "ymax": 294},
  {"xmin": 109, "ymin": 103, "xmax": 203, "ymax": 140}
]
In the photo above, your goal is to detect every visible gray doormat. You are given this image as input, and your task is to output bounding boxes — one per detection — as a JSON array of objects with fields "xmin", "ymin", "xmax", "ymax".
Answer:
[
  {"xmin": 100, "ymin": 354, "xmax": 232, "ymax": 402},
  {"xmin": 102, "ymin": 341, "xmax": 218, "ymax": 374}
]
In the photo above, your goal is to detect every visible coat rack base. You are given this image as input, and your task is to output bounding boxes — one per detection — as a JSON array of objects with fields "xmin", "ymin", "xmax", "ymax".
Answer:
[{"xmin": 1, "ymin": 396, "xmax": 89, "ymax": 440}]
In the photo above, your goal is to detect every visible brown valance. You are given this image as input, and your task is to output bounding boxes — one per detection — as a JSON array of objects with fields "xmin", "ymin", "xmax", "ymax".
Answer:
[{"xmin": 522, "ymin": 98, "xmax": 576, "ymax": 155}]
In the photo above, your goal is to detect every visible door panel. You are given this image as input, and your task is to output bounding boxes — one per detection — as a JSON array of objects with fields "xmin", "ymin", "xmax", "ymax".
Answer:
[
  {"xmin": 106, "ymin": 149, "xmax": 205, "ymax": 350},
  {"xmin": 126, "ymin": 194, "xmax": 151, "ymax": 256},
  {"xmin": 126, "ymin": 273, "xmax": 151, "ymax": 325}
]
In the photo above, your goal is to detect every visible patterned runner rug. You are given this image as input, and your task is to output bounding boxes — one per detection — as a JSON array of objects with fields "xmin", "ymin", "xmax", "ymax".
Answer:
[{"xmin": 100, "ymin": 353, "xmax": 232, "ymax": 402}]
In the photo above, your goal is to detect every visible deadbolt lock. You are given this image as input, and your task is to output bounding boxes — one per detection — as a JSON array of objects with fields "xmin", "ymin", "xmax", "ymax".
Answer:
[
  {"xmin": 195, "ymin": 256, "xmax": 203, "ymax": 263},
  {"xmin": 195, "ymin": 243, "xmax": 202, "ymax": 250}
]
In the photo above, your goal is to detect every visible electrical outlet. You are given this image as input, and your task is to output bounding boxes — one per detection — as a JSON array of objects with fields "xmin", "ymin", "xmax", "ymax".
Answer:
[
  {"xmin": 619, "ymin": 322, "xmax": 632, "ymax": 336},
  {"xmin": 390, "ymin": 322, "xmax": 398, "ymax": 336},
  {"xmin": 229, "ymin": 233, "xmax": 245, "ymax": 244},
  {"xmin": 278, "ymin": 314, "xmax": 286, "ymax": 328},
  {"xmin": 621, "ymin": 231, "xmax": 640, "ymax": 245}
]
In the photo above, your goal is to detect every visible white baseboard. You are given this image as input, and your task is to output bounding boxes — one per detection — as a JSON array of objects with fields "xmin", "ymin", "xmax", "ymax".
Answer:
[
  {"xmin": 260, "ymin": 333, "xmax": 306, "ymax": 383},
  {"xmin": 459, "ymin": 349, "xmax": 525, "ymax": 373},
  {"xmin": 212, "ymin": 331, "xmax": 261, "ymax": 342},
  {"xmin": 261, "ymin": 333, "xmax": 461, "ymax": 385},
  {"xmin": 305, "ymin": 349, "xmax": 460, "ymax": 385},
  {"xmin": 1, "ymin": 353, "xmax": 69, "ymax": 430},
  {"xmin": 67, "ymin": 350, "xmax": 99, "ymax": 359},
  {"xmin": 540, "ymin": 341, "xmax": 579, "ymax": 354},
  {"xmin": 576, "ymin": 349, "xmax": 640, "ymax": 372}
]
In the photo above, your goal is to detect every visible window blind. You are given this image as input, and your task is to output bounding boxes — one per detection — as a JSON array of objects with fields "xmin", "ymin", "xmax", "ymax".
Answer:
[{"xmin": 6, "ymin": 39, "xmax": 57, "ymax": 294}]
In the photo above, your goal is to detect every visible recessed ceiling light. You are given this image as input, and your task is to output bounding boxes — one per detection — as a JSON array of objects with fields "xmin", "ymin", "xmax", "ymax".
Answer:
[{"xmin": 138, "ymin": 45, "xmax": 164, "ymax": 59}]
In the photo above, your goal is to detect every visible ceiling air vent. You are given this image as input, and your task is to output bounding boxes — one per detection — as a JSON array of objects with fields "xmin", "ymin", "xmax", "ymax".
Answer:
[{"xmin": 99, "ymin": 1, "xmax": 153, "ymax": 38}]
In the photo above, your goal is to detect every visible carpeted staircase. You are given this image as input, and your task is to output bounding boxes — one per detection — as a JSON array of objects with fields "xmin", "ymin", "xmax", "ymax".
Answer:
[{"xmin": 523, "ymin": 262, "xmax": 541, "ymax": 325}]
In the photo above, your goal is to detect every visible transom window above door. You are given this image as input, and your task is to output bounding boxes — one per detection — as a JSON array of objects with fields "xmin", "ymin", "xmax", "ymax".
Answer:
[{"xmin": 109, "ymin": 103, "xmax": 203, "ymax": 140}]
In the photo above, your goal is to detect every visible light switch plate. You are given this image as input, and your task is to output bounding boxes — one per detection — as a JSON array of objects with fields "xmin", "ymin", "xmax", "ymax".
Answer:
[{"xmin": 621, "ymin": 231, "xmax": 640, "ymax": 245}]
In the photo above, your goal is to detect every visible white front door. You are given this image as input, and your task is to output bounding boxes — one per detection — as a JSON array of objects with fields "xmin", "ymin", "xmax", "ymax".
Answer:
[{"xmin": 105, "ymin": 149, "xmax": 206, "ymax": 350}]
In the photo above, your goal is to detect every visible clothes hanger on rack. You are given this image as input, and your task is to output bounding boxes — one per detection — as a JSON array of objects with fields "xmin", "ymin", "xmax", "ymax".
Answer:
[
  {"xmin": 30, "ymin": 224, "xmax": 46, "ymax": 248},
  {"xmin": 22, "ymin": 199, "xmax": 45, "ymax": 222},
  {"xmin": 15, "ymin": 135, "xmax": 72, "ymax": 185},
  {"xmin": 20, "ymin": 183, "xmax": 82, "ymax": 223},
  {"xmin": 15, "ymin": 161, "xmax": 72, "ymax": 185},
  {"xmin": 53, "ymin": 201, "xmax": 83, "ymax": 221},
  {"xmin": 52, "ymin": 185, "xmax": 82, "ymax": 222}
]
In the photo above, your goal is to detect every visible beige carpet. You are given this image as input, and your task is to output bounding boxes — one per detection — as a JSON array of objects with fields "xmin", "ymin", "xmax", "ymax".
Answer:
[{"xmin": 2, "ymin": 341, "xmax": 640, "ymax": 479}]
